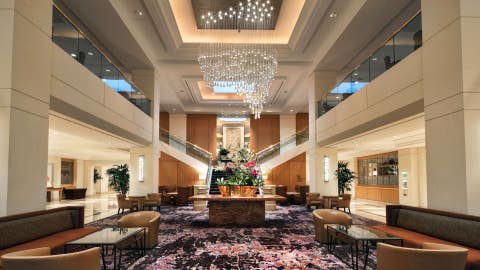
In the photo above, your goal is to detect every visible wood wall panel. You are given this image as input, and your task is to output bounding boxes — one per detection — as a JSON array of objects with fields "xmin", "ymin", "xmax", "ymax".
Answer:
[
  {"xmin": 295, "ymin": 113, "xmax": 309, "ymax": 133},
  {"xmin": 355, "ymin": 185, "xmax": 399, "ymax": 203},
  {"xmin": 250, "ymin": 115, "xmax": 280, "ymax": 153},
  {"xmin": 160, "ymin": 112, "xmax": 169, "ymax": 132},
  {"xmin": 267, "ymin": 153, "xmax": 306, "ymax": 192},
  {"xmin": 187, "ymin": 114, "xmax": 217, "ymax": 158},
  {"xmin": 158, "ymin": 152, "xmax": 199, "ymax": 187}
]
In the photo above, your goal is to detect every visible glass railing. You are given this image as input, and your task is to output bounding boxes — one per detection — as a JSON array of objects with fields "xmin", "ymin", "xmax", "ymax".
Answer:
[
  {"xmin": 159, "ymin": 128, "xmax": 213, "ymax": 165},
  {"xmin": 51, "ymin": 6, "xmax": 151, "ymax": 116},
  {"xmin": 256, "ymin": 128, "xmax": 309, "ymax": 164},
  {"xmin": 317, "ymin": 13, "xmax": 422, "ymax": 118}
]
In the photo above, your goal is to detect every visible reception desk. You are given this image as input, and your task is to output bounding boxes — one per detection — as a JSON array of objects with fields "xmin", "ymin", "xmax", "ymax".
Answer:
[{"xmin": 190, "ymin": 195, "xmax": 286, "ymax": 226}]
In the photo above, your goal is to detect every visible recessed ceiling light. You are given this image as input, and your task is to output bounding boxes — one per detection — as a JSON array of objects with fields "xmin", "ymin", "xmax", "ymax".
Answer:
[
  {"xmin": 329, "ymin": 12, "xmax": 337, "ymax": 18},
  {"xmin": 242, "ymin": 110, "xmax": 247, "ymax": 113},
  {"xmin": 105, "ymin": 69, "xmax": 111, "ymax": 72},
  {"xmin": 134, "ymin": 10, "xmax": 144, "ymax": 16},
  {"xmin": 70, "ymin": 53, "xmax": 77, "ymax": 57},
  {"xmin": 353, "ymin": 72, "xmax": 359, "ymax": 76},
  {"xmin": 372, "ymin": 57, "xmax": 378, "ymax": 61},
  {"xmin": 336, "ymin": 96, "xmax": 340, "ymax": 99},
  {"xmin": 289, "ymin": 109, "xmax": 294, "ymax": 112},
  {"xmin": 87, "ymin": 52, "xmax": 94, "ymax": 56}
]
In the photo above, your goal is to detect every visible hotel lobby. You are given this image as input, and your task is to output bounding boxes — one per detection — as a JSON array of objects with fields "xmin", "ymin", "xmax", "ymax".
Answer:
[{"xmin": 1, "ymin": 0, "xmax": 480, "ymax": 269}]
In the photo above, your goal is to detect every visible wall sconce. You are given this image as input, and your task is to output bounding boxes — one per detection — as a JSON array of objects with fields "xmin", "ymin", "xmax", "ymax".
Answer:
[
  {"xmin": 323, "ymin": 155, "xmax": 330, "ymax": 182},
  {"xmin": 138, "ymin": 155, "xmax": 145, "ymax": 182}
]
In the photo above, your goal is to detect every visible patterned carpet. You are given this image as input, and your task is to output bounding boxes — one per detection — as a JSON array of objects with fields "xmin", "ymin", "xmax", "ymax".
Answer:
[{"xmin": 88, "ymin": 205, "xmax": 383, "ymax": 270}]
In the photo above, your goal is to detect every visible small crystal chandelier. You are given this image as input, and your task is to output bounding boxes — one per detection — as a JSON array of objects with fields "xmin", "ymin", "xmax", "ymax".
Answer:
[{"xmin": 197, "ymin": 0, "xmax": 278, "ymax": 118}]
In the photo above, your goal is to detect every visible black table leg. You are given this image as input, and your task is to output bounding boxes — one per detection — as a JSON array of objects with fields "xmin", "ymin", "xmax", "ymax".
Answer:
[
  {"xmin": 101, "ymin": 245, "xmax": 107, "ymax": 270},
  {"xmin": 363, "ymin": 242, "xmax": 370, "ymax": 270}
]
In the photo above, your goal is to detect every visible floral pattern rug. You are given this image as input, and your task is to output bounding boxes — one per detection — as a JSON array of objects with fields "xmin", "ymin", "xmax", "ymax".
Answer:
[{"xmin": 88, "ymin": 205, "xmax": 383, "ymax": 270}]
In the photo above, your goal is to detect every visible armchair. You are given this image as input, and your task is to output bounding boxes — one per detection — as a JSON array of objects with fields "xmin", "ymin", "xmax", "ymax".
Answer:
[
  {"xmin": 377, "ymin": 242, "xmax": 468, "ymax": 270},
  {"xmin": 275, "ymin": 185, "xmax": 288, "ymax": 205},
  {"xmin": 292, "ymin": 185, "xmax": 309, "ymax": 205},
  {"xmin": 306, "ymin": 193, "xmax": 324, "ymax": 209},
  {"xmin": 312, "ymin": 209, "xmax": 352, "ymax": 243},
  {"xmin": 330, "ymin": 193, "xmax": 352, "ymax": 213},
  {"xmin": 1, "ymin": 247, "xmax": 100, "ymax": 270},
  {"xmin": 174, "ymin": 186, "xmax": 192, "ymax": 206},
  {"xmin": 143, "ymin": 193, "xmax": 161, "ymax": 211},
  {"xmin": 116, "ymin": 194, "xmax": 138, "ymax": 214},
  {"xmin": 118, "ymin": 211, "xmax": 160, "ymax": 249}
]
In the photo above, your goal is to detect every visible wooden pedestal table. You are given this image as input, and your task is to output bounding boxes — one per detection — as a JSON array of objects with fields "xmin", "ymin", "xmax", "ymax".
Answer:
[{"xmin": 190, "ymin": 195, "xmax": 287, "ymax": 226}]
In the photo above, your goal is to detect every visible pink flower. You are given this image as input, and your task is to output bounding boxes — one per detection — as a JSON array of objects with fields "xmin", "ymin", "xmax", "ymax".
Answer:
[
  {"xmin": 251, "ymin": 169, "xmax": 258, "ymax": 176},
  {"xmin": 245, "ymin": 161, "xmax": 256, "ymax": 168}
]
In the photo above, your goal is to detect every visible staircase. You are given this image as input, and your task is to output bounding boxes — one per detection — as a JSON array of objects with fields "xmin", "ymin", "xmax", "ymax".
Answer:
[
  {"xmin": 160, "ymin": 128, "xmax": 213, "ymax": 190},
  {"xmin": 209, "ymin": 167, "xmax": 233, "ymax": 194},
  {"xmin": 256, "ymin": 128, "xmax": 309, "ymax": 166}
]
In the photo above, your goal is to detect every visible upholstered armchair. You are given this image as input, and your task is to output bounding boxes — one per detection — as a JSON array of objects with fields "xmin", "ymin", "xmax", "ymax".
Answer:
[
  {"xmin": 158, "ymin": 185, "xmax": 176, "ymax": 205},
  {"xmin": 330, "ymin": 193, "xmax": 352, "ymax": 213},
  {"xmin": 118, "ymin": 211, "xmax": 160, "ymax": 249},
  {"xmin": 1, "ymin": 247, "xmax": 100, "ymax": 270},
  {"xmin": 275, "ymin": 185, "xmax": 288, "ymax": 205},
  {"xmin": 306, "ymin": 193, "xmax": 324, "ymax": 209},
  {"xmin": 293, "ymin": 185, "xmax": 309, "ymax": 204},
  {"xmin": 116, "ymin": 194, "xmax": 138, "ymax": 214},
  {"xmin": 174, "ymin": 186, "xmax": 192, "ymax": 206},
  {"xmin": 143, "ymin": 193, "xmax": 162, "ymax": 211},
  {"xmin": 377, "ymin": 242, "xmax": 468, "ymax": 270},
  {"xmin": 312, "ymin": 209, "xmax": 352, "ymax": 243}
]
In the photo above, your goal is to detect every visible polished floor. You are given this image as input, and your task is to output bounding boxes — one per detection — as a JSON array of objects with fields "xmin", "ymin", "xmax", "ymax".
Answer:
[{"xmin": 47, "ymin": 193, "xmax": 388, "ymax": 224}]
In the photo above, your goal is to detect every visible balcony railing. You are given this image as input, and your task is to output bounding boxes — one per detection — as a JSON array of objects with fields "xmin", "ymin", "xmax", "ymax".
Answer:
[
  {"xmin": 317, "ymin": 12, "xmax": 422, "ymax": 118},
  {"xmin": 52, "ymin": 6, "xmax": 151, "ymax": 116}
]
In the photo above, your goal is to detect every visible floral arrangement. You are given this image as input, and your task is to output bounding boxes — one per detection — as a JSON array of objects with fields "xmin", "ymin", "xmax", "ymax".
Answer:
[{"xmin": 215, "ymin": 148, "xmax": 264, "ymax": 187}]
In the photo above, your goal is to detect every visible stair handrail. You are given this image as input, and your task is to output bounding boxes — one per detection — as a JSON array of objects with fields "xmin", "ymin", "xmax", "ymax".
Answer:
[
  {"xmin": 160, "ymin": 128, "xmax": 212, "ymax": 165},
  {"xmin": 255, "ymin": 128, "xmax": 309, "ymax": 164}
]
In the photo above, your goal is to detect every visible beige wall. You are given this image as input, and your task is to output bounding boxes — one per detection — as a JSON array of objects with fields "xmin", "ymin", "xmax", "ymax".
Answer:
[{"xmin": 398, "ymin": 147, "xmax": 427, "ymax": 207}]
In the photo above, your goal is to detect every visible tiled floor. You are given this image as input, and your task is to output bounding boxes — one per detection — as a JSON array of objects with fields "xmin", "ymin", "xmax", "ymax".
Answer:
[
  {"xmin": 47, "ymin": 193, "xmax": 388, "ymax": 224},
  {"xmin": 47, "ymin": 193, "xmax": 118, "ymax": 223}
]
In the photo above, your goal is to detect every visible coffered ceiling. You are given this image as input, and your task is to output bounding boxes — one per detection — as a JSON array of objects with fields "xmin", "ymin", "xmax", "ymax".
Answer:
[{"xmin": 57, "ymin": 0, "xmax": 420, "ymax": 115}]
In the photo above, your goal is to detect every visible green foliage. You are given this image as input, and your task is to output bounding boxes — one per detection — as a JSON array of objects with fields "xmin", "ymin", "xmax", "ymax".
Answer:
[
  {"xmin": 216, "ymin": 177, "xmax": 228, "ymax": 186},
  {"xmin": 218, "ymin": 148, "xmax": 230, "ymax": 156},
  {"xmin": 252, "ymin": 178, "xmax": 264, "ymax": 187},
  {"xmin": 93, "ymin": 168, "xmax": 102, "ymax": 184},
  {"xmin": 335, "ymin": 161, "xmax": 356, "ymax": 195},
  {"xmin": 107, "ymin": 164, "xmax": 130, "ymax": 194}
]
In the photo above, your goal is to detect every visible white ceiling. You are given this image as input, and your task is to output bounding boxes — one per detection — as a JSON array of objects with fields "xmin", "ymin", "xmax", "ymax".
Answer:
[
  {"xmin": 333, "ymin": 114, "xmax": 425, "ymax": 160},
  {"xmin": 58, "ymin": 0, "xmax": 420, "ymax": 115},
  {"xmin": 48, "ymin": 112, "xmax": 139, "ymax": 160}
]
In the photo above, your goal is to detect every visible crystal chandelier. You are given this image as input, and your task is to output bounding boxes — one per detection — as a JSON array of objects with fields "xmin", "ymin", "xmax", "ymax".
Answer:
[{"xmin": 197, "ymin": 0, "xmax": 278, "ymax": 118}]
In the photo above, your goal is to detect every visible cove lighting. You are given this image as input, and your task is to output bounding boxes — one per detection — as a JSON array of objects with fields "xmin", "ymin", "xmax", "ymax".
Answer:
[
  {"xmin": 218, "ymin": 117, "xmax": 248, "ymax": 122},
  {"xmin": 323, "ymin": 155, "xmax": 330, "ymax": 182}
]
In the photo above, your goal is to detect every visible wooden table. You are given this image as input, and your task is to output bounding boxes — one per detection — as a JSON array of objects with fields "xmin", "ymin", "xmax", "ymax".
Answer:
[
  {"xmin": 323, "ymin": 195, "xmax": 340, "ymax": 209},
  {"xmin": 190, "ymin": 195, "xmax": 286, "ymax": 226},
  {"xmin": 47, "ymin": 187, "xmax": 63, "ymax": 202},
  {"xmin": 128, "ymin": 195, "xmax": 146, "ymax": 210}
]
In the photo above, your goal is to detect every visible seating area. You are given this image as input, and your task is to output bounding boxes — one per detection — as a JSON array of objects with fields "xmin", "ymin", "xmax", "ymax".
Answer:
[{"xmin": 3, "ymin": 0, "xmax": 480, "ymax": 269}]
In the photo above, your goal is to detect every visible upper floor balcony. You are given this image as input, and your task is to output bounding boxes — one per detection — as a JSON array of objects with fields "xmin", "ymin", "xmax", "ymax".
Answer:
[{"xmin": 317, "ymin": 13, "xmax": 422, "ymax": 118}]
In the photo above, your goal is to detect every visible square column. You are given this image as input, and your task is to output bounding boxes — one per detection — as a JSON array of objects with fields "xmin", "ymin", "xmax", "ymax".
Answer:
[
  {"xmin": 307, "ymin": 71, "xmax": 337, "ymax": 193},
  {"xmin": 422, "ymin": 0, "xmax": 480, "ymax": 214},
  {"xmin": 0, "ymin": 0, "xmax": 52, "ymax": 216},
  {"xmin": 129, "ymin": 70, "xmax": 160, "ymax": 195}
]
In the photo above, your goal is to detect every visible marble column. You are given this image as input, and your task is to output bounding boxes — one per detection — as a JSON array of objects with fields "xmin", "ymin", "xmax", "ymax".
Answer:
[
  {"xmin": 0, "ymin": 0, "xmax": 52, "ymax": 216},
  {"xmin": 129, "ymin": 70, "xmax": 160, "ymax": 195},
  {"xmin": 307, "ymin": 71, "xmax": 338, "ymax": 194},
  {"xmin": 422, "ymin": 0, "xmax": 480, "ymax": 215}
]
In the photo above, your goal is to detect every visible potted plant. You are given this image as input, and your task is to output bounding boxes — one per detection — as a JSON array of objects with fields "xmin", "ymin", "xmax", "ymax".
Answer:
[
  {"xmin": 107, "ymin": 164, "xmax": 130, "ymax": 194},
  {"xmin": 216, "ymin": 177, "xmax": 230, "ymax": 197},
  {"xmin": 93, "ymin": 168, "xmax": 102, "ymax": 184},
  {"xmin": 335, "ymin": 161, "xmax": 355, "ymax": 195},
  {"xmin": 218, "ymin": 148, "xmax": 230, "ymax": 160}
]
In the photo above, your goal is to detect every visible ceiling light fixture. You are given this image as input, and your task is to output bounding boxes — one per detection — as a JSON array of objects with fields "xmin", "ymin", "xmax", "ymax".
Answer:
[
  {"xmin": 134, "ymin": 10, "xmax": 144, "ymax": 16},
  {"xmin": 329, "ymin": 12, "xmax": 337, "ymax": 18},
  {"xmin": 198, "ymin": 0, "xmax": 277, "ymax": 119}
]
